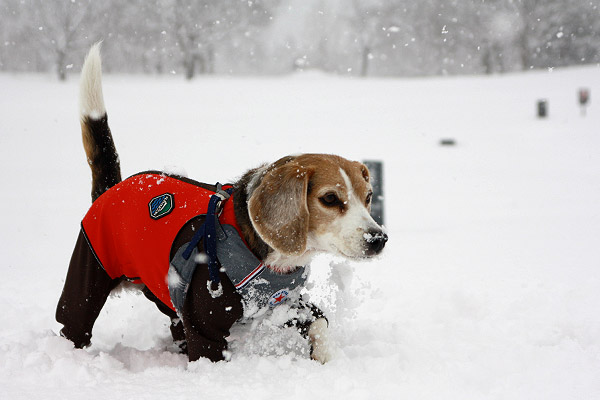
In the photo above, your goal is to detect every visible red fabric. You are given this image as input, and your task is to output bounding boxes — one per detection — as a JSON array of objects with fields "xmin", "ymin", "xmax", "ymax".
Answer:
[{"xmin": 82, "ymin": 173, "xmax": 240, "ymax": 311}]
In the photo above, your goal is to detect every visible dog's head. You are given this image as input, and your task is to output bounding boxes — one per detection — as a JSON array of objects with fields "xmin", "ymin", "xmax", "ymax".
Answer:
[{"xmin": 247, "ymin": 154, "xmax": 387, "ymax": 270}]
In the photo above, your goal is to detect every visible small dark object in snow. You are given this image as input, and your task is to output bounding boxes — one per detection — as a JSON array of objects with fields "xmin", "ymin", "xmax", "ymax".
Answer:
[
  {"xmin": 439, "ymin": 138, "xmax": 456, "ymax": 146},
  {"xmin": 579, "ymin": 88, "xmax": 590, "ymax": 106},
  {"xmin": 537, "ymin": 99, "xmax": 548, "ymax": 118},
  {"xmin": 579, "ymin": 88, "xmax": 590, "ymax": 116}
]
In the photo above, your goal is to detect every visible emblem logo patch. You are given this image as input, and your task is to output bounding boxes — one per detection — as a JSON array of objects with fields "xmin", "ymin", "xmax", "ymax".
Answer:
[
  {"xmin": 268, "ymin": 288, "xmax": 290, "ymax": 307},
  {"xmin": 149, "ymin": 193, "xmax": 174, "ymax": 220}
]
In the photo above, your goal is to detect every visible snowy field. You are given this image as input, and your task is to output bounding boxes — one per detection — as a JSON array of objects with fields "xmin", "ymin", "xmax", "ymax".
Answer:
[{"xmin": 1, "ymin": 66, "xmax": 599, "ymax": 399}]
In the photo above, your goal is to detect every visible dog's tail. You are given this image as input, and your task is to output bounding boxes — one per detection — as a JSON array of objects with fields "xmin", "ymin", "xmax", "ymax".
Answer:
[{"xmin": 80, "ymin": 43, "xmax": 122, "ymax": 202}]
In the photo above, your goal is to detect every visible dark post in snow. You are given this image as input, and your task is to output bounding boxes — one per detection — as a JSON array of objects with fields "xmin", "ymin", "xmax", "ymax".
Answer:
[
  {"xmin": 537, "ymin": 99, "xmax": 548, "ymax": 118},
  {"xmin": 579, "ymin": 88, "xmax": 590, "ymax": 116},
  {"xmin": 363, "ymin": 160, "xmax": 384, "ymax": 226}
]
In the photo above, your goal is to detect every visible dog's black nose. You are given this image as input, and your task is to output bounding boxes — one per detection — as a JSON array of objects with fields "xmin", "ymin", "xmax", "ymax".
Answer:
[{"xmin": 365, "ymin": 230, "xmax": 388, "ymax": 255}]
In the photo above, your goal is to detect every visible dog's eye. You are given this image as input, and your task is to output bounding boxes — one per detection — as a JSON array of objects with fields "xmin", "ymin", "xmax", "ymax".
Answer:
[
  {"xmin": 320, "ymin": 193, "xmax": 341, "ymax": 207},
  {"xmin": 366, "ymin": 192, "xmax": 373, "ymax": 206}
]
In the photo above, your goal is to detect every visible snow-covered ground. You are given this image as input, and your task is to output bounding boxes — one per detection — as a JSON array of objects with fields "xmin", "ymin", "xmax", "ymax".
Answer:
[{"xmin": 1, "ymin": 67, "xmax": 599, "ymax": 399}]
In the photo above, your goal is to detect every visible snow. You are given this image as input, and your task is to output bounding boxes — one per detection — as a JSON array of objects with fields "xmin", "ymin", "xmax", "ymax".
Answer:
[{"xmin": 1, "ymin": 67, "xmax": 600, "ymax": 399}]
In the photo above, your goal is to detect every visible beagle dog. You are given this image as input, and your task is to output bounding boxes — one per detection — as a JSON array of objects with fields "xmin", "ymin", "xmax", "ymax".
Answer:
[{"xmin": 56, "ymin": 44, "xmax": 387, "ymax": 364}]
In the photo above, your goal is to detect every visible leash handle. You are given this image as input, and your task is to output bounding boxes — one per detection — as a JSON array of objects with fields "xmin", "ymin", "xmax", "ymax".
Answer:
[
  {"xmin": 204, "ymin": 193, "xmax": 220, "ymax": 284},
  {"xmin": 181, "ymin": 183, "xmax": 234, "ymax": 287}
]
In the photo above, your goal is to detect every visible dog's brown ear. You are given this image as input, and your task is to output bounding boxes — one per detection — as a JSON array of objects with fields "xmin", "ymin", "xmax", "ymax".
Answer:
[{"xmin": 248, "ymin": 159, "xmax": 311, "ymax": 255}]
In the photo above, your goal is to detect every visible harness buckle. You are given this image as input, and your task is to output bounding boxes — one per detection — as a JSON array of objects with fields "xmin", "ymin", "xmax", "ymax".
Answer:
[
  {"xmin": 214, "ymin": 183, "xmax": 231, "ymax": 202},
  {"xmin": 214, "ymin": 183, "xmax": 233, "ymax": 216}
]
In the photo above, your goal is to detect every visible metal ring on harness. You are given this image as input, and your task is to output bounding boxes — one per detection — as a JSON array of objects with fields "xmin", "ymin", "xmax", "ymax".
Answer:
[{"xmin": 206, "ymin": 280, "xmax": 223, "ymax": 298}]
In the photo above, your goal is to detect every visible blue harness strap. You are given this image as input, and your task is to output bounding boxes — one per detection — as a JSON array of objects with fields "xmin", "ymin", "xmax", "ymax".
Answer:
[{"xmin": 181, "ymin": 183, "xmax": 233, "ymax": 285}]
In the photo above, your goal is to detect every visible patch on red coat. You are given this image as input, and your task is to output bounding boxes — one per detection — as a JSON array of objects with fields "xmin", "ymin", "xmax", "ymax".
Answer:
[{"xmin": 148, "ymin": 193, "xmax": 174, "ymax": 220}]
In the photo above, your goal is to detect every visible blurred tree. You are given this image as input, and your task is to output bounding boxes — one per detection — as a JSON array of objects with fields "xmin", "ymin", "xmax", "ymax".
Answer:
[
  {"xmin": 0, "ymin": 0, "xmax": 597, "ymax": 78},
  {"xmin": 351, "ymin": 0, "xmax": 385, "ymax": 77},
  {"xmin": 0, "ymin": 0, "xmax": 25, "ymax": 71},
  {"xmin": 212, "ymin": 0, "xmax": 274, "ymax": 74},
  {"xmin": 99, "ymin": 0, "xmax": 174, "ymax": 74},
  {"xmin": 478, "ymin": 0, "xmax": 520, "ymax": 74},
  {"xmin": 171, "ymin": 0, "xmax": 259, "ymax": 79},
  {"xmin": 508, "ymin": 0, "xmax": 600, "ymax": 69},
  {"xmin": 29, "ymin": 0, "xmax": 96, "ymax": 80},
  {"xmin": 532, "ymin": 0, "xmax": 600, "ymax": 68},
  {"xmin": 511, "ymin": 0, "xmax": 541, "ymax": 69}
]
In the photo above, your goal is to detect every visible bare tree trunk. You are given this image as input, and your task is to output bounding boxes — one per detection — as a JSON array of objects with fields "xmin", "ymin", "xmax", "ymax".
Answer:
[
  {"xmin": 56, "ymin": 49, "xmax": 66, "ymax": 81},
  {"xmin": 519, "ymin": 29, "xmax": 531, "ymax": 70},
  {"xmin": 184, "ymin": 54, "xmax": 195, "ymax": 80},
  {"xmin": 495, "ymin": 43, "xmax": 506, "ymax": 73},
  {"xmin": 515, "ymin": 0, "xmax": 539, "ymax": 70},
  {"xmin": 206, "ymin": 45, "xmax": 215, "ymax": 74},
  {"xmin": 483, "ymin": 47, "xmax": 493, "ymax": 74},
  {"xmin": 361, "ymin": 45, "xmax": 370, "ymax": 77}
]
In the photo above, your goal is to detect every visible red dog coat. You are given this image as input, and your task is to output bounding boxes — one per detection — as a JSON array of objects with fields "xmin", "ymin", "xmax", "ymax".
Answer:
[{"xmin": 81, "ymin": 172, "xmax": 239, "ymax": 311}]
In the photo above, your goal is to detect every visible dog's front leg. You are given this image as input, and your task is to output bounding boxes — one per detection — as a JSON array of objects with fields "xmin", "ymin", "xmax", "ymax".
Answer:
[
  {"xmin": 308, "ymin": 318, "xmax": 333, "ymax": 364},
  {"xmin": 182, "ymin": 264, "xmax": 244, "ymax": 362},
  {"xmin": 285, "ymin": 299, "xmax": 333, "ymax": 363}
]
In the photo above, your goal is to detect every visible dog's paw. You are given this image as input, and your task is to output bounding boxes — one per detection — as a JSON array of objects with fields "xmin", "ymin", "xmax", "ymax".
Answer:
[
  {"xmin": 308, "ymin": 318, "xmax": 333, "ymax": 364},
  {"xmin": 311, "ymin": 343, "xmax": 333, "ymax": 364}
]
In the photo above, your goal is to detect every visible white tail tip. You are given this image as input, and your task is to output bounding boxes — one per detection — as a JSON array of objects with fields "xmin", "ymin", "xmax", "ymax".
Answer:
[{"xmin": 80, "ymin": 42, "xmax": 105, "ymax": 120}]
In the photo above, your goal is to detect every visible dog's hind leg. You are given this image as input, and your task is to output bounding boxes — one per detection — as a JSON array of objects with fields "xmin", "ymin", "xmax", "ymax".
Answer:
[
  {"xmin": 56, "ymin": 229, "xmax": 122, "ymax": 348},
  {"xmin": 79, "ymin": 43, "xmax": 121, "ymax": 202}
]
